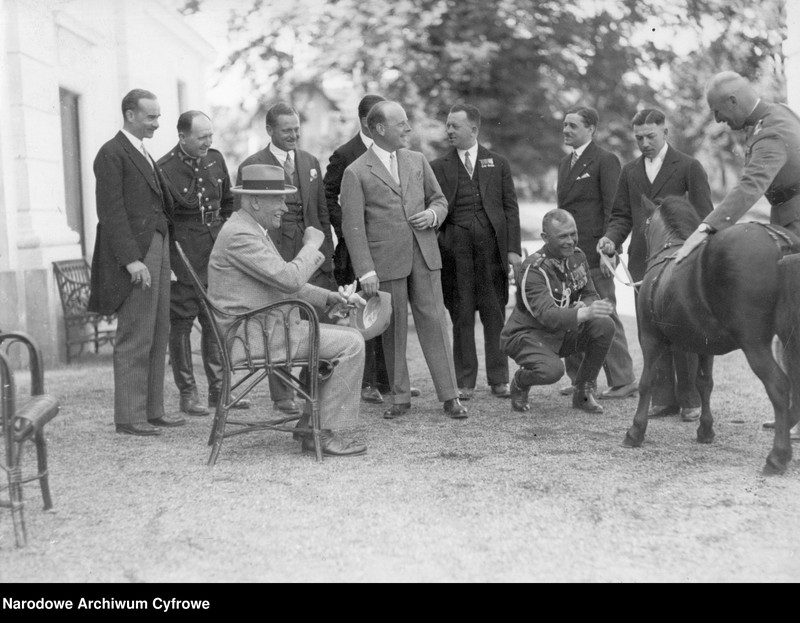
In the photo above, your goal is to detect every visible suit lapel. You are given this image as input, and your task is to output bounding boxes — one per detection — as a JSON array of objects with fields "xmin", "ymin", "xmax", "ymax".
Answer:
[
  {"xmin": 631, "ymin": 156, "xmax": 652, "ymax": 197},
  {"xmin": 116, "ymin": 132, "xmax": 160, "ymax": 195},
  {"xmin": 476, "ymin": 145, "xmax": 491, "ymax": 201},
  {"xmin": 296, "ymin": 150, "xmax": 311, "ymax": 221},
  {"xmin": 366, "ymin": 147, "xmax": 401, "ymax": 196},
  {"xmin": 443, "ymin": 149, "xmax": 459, "ymax": 201},
  {"xmin": 562, "ymin": 142, "xmax": 594, "ymax": 192}
]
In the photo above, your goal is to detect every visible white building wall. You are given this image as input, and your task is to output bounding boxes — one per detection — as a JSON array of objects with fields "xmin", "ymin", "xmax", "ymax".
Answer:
[{"xmin": 0, "ymin": 0, "xmax": 215, "ymax": 364}]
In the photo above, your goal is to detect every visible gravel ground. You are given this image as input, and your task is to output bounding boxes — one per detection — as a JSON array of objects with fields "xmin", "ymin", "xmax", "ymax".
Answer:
[{"xmin": 3, "ymin": 309, "xmax": 800, "ymax": 583}]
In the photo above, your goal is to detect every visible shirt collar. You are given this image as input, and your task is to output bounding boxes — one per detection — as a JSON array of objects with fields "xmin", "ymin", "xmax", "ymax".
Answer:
[
  {"xmin": 573, "ymin": 140, "xmax": 591, "ymax": 158},
  {"xmin": 457, "ymin": 143, "xmax": 479, "ymax": 165},
  {"xmin": 269, "ymin": 142, "xmax": 292, "ymax": 163},
  {"xmin": 647, "ymin": 142, "xmax": 669, "ymax": 163},
  {"xmin": 121, "ymin": 129, "xmax": 146, "ymax": 152},
  {"xmin": 371, "ymin": 143, "xmax": 395, "ymax": 173},
  {"xmin": 359, "ymin": 131, "xmax": 374, "ymax": 149}
]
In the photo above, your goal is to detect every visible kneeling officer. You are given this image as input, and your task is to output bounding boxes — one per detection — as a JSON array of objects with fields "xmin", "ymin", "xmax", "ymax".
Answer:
[{"xmin": 500, "ymin": 209, "xmax": 616, "ymax": 413}]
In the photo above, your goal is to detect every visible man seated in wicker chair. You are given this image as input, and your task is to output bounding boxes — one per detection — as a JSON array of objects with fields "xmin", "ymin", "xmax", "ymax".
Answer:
[{"xmin": 208, "ymin": 164, "xmax": 368, "ymax": 457}]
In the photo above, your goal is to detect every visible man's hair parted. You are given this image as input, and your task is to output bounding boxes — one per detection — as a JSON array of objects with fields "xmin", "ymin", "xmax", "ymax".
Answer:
[
  {"xmin": 566, "ymin": 106, "xmax": 599, "ymax": 129},
  {"xmin": 631, "ymin": 108, "xmax": 666, "ymax": 127},
  {"xmin": 121, "ymin": 89, "xmax": 157, "ymax": 118},
  {"xmin": 265, "ymin": 102, "xmax": 299, "ymax": 129}
]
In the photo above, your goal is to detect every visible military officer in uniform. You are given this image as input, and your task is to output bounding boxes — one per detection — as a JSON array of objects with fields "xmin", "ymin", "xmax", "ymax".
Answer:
[
  {"xmin": 678, "ymin": 71, "xmax": 800, "ymax": 257},
  {"xmin": 675, "ymin": 71, "xmax": 800, "ymax": 433},
  {"xmin": 158, "ymin": 110, "xmax": 250, "ymax": 415},
  {"xmin": 500, "ymin": 209, "xmax": 615, "ymax": 414}
]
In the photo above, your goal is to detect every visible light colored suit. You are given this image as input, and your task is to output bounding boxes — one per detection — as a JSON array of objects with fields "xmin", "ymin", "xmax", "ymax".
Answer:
[
  {"xmin": 207, "ymin": 210, "xmax": 364, "ymax": 429},
  {"xmin": 235, "ymin": 145, "xmax": 335, "ymax": 290},
  {"xmin": 341, "ymin": 146, "xmax": 458, "ymax": 404}
]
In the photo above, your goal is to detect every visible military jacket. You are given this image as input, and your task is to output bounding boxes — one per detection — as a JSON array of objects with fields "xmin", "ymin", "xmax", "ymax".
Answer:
[
  {"xmin": 500, "ymin": 245, "xmax": 599, "ymax": 352},
  {"xmin": 157, "ymin": 145, "xmax": 234, "ymax": 223},
  {"xmin": 707, "ymin": 101, "xmax": 800, "ymax": 231}
]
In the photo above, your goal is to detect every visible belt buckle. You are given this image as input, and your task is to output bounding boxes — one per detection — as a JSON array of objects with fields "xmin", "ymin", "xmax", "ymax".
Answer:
[{"xmin": 202, "ymin": 209, "xmax": 220, "ymax": 226}]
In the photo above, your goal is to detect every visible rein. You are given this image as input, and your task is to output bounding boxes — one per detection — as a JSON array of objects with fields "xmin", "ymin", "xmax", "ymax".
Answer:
[{"xmin": 600, "ymin": 252, "xmax": 640, "ymax": 290}]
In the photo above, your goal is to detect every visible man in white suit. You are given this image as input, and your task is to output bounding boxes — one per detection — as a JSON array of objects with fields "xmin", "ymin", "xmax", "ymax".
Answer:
[
  {"xmin": 208, "ymin": 164, "xmax": 367, "ymax": 457},
  {"xmin": 341, "ymin": 101, "xmax": 467, "ymax": 419}
]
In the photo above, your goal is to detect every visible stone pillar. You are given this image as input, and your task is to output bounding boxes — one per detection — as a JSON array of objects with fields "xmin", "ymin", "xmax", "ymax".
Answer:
[{"xmin": 1, "ymin": 0, "xmax": 83, "ymax": 365}]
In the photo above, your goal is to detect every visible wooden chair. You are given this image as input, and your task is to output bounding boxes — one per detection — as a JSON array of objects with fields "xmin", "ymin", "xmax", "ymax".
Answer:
[
  {"xmin": 52, "ymin": 259, "xmax": 117, "ymax": 363},
  {"xmin": 0, "ymin": 332, "xmax": 60, "ymax": 547},
  {"xmin": 173, "ymin": 242, "xmax": 329, "ymax": 465}
]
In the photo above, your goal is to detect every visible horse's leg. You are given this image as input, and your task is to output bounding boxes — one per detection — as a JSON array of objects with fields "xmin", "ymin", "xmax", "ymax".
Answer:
[
  {"xmin": 623, "ymin": 336, "xmax": 670, "ymax": 448},
  {"xmin": 741, "ymin": 342, "xmax": 791, "ymax": 475},
  {"xmin": 694, "ymin": 354, "xmax": 715, "ymax": 444}
]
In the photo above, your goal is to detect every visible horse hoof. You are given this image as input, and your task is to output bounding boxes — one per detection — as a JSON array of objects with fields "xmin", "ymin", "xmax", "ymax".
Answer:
[
  {"xmin": 696, "ymin": 430, "xmax": 715, "ymax": 444},
  {"xmin": 763, "ymin": 459, "xmax": 787, "ymax": 476},
  {"xmin": 622, "ymin": 432, "xmax": 643, "ymax": 448}
]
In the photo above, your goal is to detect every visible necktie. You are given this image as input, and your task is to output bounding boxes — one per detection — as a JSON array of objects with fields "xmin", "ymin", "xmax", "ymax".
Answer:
[
  {"xmin": 141, "ymin": 142, "xmax": 153, "ymax": 169},
  {"xmin": 389, "ymin": 152, "xmax": 399, "ymax": 184},
  {"xmin": 464, "ymin": 151, "xmax": 473, "ymax": 177},
  {"xmin": 570, "ymin": 150, "xmax": 578, "ymax": 169},
  {"xmin": 284, "ymin": 151, "xmax": 295, "ymax": 179}
]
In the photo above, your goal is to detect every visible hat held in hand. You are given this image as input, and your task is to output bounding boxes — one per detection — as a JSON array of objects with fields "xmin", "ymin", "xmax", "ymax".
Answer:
[
  {"xmin": 232, "ymin": 164, "xmax": 297, "ymax": 195},
  {"xmin": 350, "ymin": 291, "xmax": 392, "ymax": 340}
]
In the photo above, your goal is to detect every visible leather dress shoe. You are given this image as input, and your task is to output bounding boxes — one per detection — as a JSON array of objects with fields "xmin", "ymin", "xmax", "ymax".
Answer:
[
  {"xmin": 116, "ymin": 422, "xmax": 162, "ymax": 436},
  {"xmin": 230, "ymin": 397, "xmax": 251, "ymax": 410},
  {"xmin": 458, "ymin": 387, "xmax": 474, "ymax": 401},
  {"xmin": 680, "ymin": 407, "xmax": 701, "ymax": 422},
  {"xmin": 559, "ymin": 385, "xmax": 575, "ymax": 396},
  {"xmin": 491, "ymin": 383, "xmax": 511, "ymax": 398},
  {"xmin": 302, "ymin": 430, "xmax": 366, "ymax": 457},
  {"xmin": 377, "ymin": 385, "xmax": 420, "ymax": 397},
  {"xmin": 572, "ymin": 383, "xmax": 603, "ymax": 413},
  {"xmin": 361, "ymin": 386, "xmax": 384, "ymax": 404},
  {"xmin": 274, "ymin": 399, "xmax": 300, "ymax": 415},
  {"xmin": 443, "ymin": 398, "xmax": 468, "ymax": 419},
  {"xmin": 647, "ymin": 404, "xmax": 680, "ymax": 418},
  {"xmin": 383, "ymin": 403, "xmax": 411, "ymax": 419},
  {"xmin": 179, "ymin": 395, "xmax": 209, "ymax": 416},
  {"xmin": 763, "ymin": 420, "xmax": 775, "ymax": 429},
  {"xmin": 148, "ymin": 415, "xmax": 187, "ymax": 427},
  {"xmin": 599, "ymin": 382, "xmax": 639, "ymax": 400}
]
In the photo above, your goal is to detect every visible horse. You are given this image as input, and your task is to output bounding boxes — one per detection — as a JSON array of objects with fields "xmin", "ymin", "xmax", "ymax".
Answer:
[{"xmin": 622, "ymin": 195, "xmax": 800, "ymax": 475}]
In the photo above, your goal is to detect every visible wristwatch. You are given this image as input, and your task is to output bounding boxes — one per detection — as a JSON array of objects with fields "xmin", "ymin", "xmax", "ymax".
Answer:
[{"xmin": 697, "ymin": 222, "xmax": 716, "ymax": 234}]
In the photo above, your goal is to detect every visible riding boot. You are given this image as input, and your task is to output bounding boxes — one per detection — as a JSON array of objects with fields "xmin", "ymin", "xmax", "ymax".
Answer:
[
  {"xmin": 509, "ymin": 371, "xmax": 531, "ymax": 412},
  {"xmin": 572, "ymin": 381, "xmax": 603, "ymax": 413},
  {"xmin": 169, "ymin": 329, "xmax": 209, "ymax": 416}
]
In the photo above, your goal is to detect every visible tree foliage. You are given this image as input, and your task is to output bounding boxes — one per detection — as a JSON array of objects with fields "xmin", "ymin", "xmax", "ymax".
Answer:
[{"xmin": 184, "ymin": 0, "xmax": 786, "ymax": 200}]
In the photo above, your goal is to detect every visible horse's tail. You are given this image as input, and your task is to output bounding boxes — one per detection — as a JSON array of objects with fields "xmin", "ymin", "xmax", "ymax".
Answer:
[{"xmin": 777, "ymin": 252, "xmax": 800, "ymax": 421}]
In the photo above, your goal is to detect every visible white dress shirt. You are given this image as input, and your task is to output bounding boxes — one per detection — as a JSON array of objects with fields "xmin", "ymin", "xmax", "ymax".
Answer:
[
  {"xmin": 645, "ymin": 142, "xmax": 669, "ymax": 183},
  {"xmin": 269, "ymin": 142, "xmax": 293, "ymax": 167},
  {"xmin": 121, "ymin": 129, "xmax": 153, "ymax": 167}
]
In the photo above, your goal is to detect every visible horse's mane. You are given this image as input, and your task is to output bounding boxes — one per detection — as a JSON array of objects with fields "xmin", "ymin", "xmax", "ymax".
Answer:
[{"xmin": 657, "ymin": 195, "xmax": 702, "ymax": 240}]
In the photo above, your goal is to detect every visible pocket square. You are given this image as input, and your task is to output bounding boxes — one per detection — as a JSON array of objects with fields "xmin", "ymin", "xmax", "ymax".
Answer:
[{"xmin": 577, "ymin": 173, "xmax": 591, "ymax": 180}]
